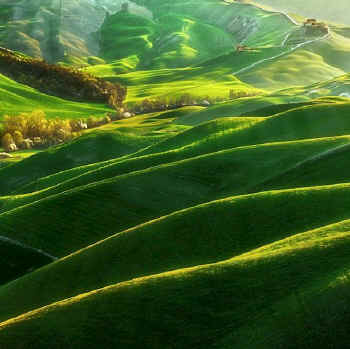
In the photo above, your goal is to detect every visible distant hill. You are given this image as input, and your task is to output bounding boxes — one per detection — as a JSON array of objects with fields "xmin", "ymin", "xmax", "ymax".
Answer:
[{"xmin": 257, "ymin": 0, "xmax": 350, "ymax": 25}]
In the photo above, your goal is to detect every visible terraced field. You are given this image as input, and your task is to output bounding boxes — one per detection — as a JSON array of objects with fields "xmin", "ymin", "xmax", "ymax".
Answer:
[{"xmin": 1, "ymin": 0, "xmax": 350, "ymax": 348}]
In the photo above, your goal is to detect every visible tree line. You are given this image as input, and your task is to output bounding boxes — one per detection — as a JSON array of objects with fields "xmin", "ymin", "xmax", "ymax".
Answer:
[
  {"xmin": 0, "ymin": 111, "xmax": 115, "ymax": 153},
  {"xmin": 0, "ymin": 48, "xmax": 127, "ymax": 109}
]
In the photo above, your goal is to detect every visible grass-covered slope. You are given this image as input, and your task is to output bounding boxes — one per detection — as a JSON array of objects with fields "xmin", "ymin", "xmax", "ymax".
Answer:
[
  {"xmin": 84, "ymin": 1, "xmax": 299, "ymax": 101},
  {"xmin": 175, "ymin": 95, "xmax": 311, "ymax": 126},
  {"xmin": 1, "ymin": 100, "xmax": 350, "ymax": 257},
  {"xmin": 238, "ymin": 32, "xmax": 350, "ymax": 90},
  {"xmin": 100, "ymin": 10, "xmax": 234, "ymax": 69},
  {"xmin": 79, "ymin": 0, "xmax": 350, "ymax": 102},
  {"xmin": 3, "ymin": 180, "xmax": 350, "ymax": 322},
  {"xmin": 1, "ymin": 89, "xmax": 350, "ymax": 347},
  {"xmin": 100, "ymin": 0, "xmax": 294, "ymax": 68},
  {"xmin": 85, "ymin": 62, "xmax": 262, "ymax": 104},
  {"xmin": 2, "ymin": 1, "xmax": 350, "ymax": 347},
  {"xmin": 0, "ymin": 129, "xmax": 160, "ymax": 195},
  {"xmin": 0, "ymin": 135, "xmax": 348, "ymax": 213},
  {"xmin": 0, "ymin": 73, "xmax": 111, "ymax": 119},
  {"xmin": 1, "ymin": 223, "xmax": 350, "ymax": 348},
  {"xmin": 256, "ymin": 0, "xmax": 350, "ymax": 25},
  {"xmin": 284, "ymin": 73, "xmax": 350, "ymax": 100},
  {"xmin": 139, "ymin": 101, "xmax": 350, "ymax": 156},
  {"xmin": 0, "ymin": 236, "xmax": 54, "ymax": 286},
  {"xmin": 251, "ymin": 142, "xmax": 350, "ymax": 192}
]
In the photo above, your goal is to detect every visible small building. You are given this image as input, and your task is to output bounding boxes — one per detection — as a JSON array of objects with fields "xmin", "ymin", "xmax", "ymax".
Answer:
[{"xmin": 303, "ymin": 18, "xmax": 329, "ymax": 34}]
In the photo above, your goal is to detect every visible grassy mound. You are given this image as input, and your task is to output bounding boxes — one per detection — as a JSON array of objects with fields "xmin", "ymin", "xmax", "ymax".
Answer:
[
  {"xmin": 252, "ymin": 142, "xmax": 350, "ymax": 192},
  {"xmin": 139, "ymin": 101, "xmax": 350, "ymax": 156},
  {"xmin": 2, "ymin": 178, "xmax": 350, "ymax": 322},
  {"xmin": 2, "ymin": 157, "xmax": 350, "ymax": 256},
  {"xmin": 0, "ymin": 135, "xmax": 348, "ymax": 212},
  {"xmin": 1, "ymin": 224, "xmax": 350, "ymax": 348},
  {"xmin": 0, "ymin": 130, "xmax": 159, "ymax": 195},
  {"xmin": 175, "ymin": 95, "xmax": 310, "ymax": 126}
]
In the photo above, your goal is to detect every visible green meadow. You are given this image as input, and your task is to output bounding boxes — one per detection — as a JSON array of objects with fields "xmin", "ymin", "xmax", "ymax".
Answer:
[
  {"xmin": 1, "ymin": 0, "xmax": 350, "ymax": 347},
  {"xmin": 0, "ymin": 74, "xmax": 111, "ymax": 120}
]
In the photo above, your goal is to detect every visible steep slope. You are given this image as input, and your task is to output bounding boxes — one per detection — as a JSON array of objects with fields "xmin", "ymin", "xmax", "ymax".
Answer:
[
  {"xmin": 0, "ymin": 0, "xmax": 131, "ymax": 61},
  {"xmin": 100, "ymin": 10, "xmax": 234, "ymax": 69}
]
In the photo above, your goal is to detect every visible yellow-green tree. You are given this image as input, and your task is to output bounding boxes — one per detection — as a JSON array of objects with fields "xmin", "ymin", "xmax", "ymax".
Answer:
[
  {"xmin": 1, "ymin": 133, "xmax": 14, "ymax": 152},
  {"xmin": 26, "ymin": 110, "xmax": 48, "ymax": 138},
  {"xmin": 13, "ymin": 130, "xmax": 24, "ymax": 147},
  {"xmin": 3, "ymin": 114, "xmax": 28, "ymax": 137}
]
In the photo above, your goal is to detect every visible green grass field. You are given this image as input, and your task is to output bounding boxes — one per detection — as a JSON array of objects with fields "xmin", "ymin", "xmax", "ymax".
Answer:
[
  {"xmin": 0, "ymin": 74, "xmax": 111, "ymax": 120},
  {"xmin": 1, "ymin": 0, "xmax": 350, "ymax": 347}
]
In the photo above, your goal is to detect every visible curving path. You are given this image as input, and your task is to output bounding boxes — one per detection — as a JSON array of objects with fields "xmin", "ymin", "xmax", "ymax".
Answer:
[
  {"xmin": 0, "ymin": 235, "xmax": 57, "ymax": 260},
  {"xmin": 233, "ymin": 31, "xmax": 331, "ymax": 76},
  {"xmin": 223, "ymin": 0, "xmax": 331, "ymax": 77}
]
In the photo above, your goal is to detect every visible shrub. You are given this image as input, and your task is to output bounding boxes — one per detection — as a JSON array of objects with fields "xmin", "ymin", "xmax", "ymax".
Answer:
[
  {"xmin": 87, "ymin": 116, "xmax": 99, "ymax": 129},
  {"xmin": 13, "ymin": 130, "xmax": 24, "ymax": 147},
  {"xmin": 1, "ymin": 133, "xmax": 14, "ymax": 152},
  {"xmin": 103, "ymin": 115, "xmax": 111, "ymax": 124},
  {"xmin": 1, "ymin": 109, "xmax": 115, "ymax": 153}
]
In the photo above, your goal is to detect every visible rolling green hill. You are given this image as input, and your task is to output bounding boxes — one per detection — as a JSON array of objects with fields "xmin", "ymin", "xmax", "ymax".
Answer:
[
  {"xmin": 238, "ymin": 32, "xmax": 350, "ymax": 90},
  {"xmin": 2, "ymin": 178, "xmax": 350, "ymax": 323},
  {"xmin": 0, "ymin": 236, "xmax": 54, "ymax": 286},
  {"xmin": 0, "ymin": 73, "xmax": 111, "ymax": 119},
  {"xmin": 256, "ymin": 0, "xmax": 350, "ymax": 25},
  {"xmin": 1, "ymin": 221, "xmax": 350, "ymax": 348},
  {"xmin": 1, "ymin": 92, "xmax": 350, "ymax": 346},
  {"xmin": 1, "ymin": 0, "xmax": 350, "ymax": 348}
]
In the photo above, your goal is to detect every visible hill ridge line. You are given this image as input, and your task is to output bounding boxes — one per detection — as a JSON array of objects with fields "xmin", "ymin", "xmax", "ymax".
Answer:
[
  {"xmin": 1, "ymin": 227, "xmax": 349, "ymax": 329},
  {"xmin": 223, "ymin": 0, "xmax": 300, "ymax": 26}
]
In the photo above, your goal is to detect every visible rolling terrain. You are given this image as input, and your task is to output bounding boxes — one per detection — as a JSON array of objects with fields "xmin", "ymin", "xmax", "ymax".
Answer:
[
  {"xmin": 256, "ymin": 0, "xmax": 350, "ymax": 25},
  {"xmin": 1, "ymin": 0, "xmax": 350, "ymax": 348}
]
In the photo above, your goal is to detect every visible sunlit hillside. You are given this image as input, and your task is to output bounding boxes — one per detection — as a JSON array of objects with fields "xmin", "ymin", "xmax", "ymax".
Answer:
[
  {"xmin": 1, "ymin": 0, "xmax": 350, "ymax": 348},
  {"xmin": 256, "ymin": 0, "xmax": 350, "ymax": 25}
]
